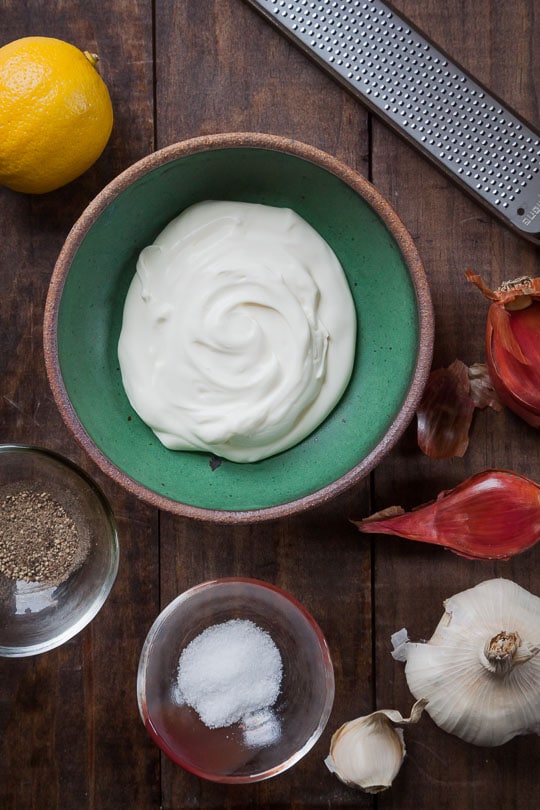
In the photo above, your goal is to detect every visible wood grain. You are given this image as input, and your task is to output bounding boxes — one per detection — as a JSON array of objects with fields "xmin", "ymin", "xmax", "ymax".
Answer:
[
  {"xmin": 0, "ymin": 1, "xmax": 539, "ymax": 809},
  {"xmin": 0, "ymin": 3, "xmax": 159, "ymax": 809},
  {"xmin": 371, "ymin": 3, "xmax": 540, "ymax": 809}
]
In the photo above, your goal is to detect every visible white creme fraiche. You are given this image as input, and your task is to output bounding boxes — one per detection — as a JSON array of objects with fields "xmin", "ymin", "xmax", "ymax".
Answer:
[{"xmin": 118, "ymin": 200, "xmax": 357, "ymax": 463}]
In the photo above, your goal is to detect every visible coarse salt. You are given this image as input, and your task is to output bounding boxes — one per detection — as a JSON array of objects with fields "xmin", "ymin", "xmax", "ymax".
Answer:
[{"xmin": 174, "ymin": 618, "xmax": 283, "ymax": 729}]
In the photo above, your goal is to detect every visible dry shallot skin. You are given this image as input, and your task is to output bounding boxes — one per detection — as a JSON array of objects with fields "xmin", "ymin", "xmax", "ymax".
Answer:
[
  {"xmin": 416, "ymin": 359, "xmax": 475, "ymax": 459},
  {"xmin": 468, "ymin": 362, "xmax": 502, "ymax": 411},
  {"xmin": 416, "ymin": 361, "xmax": 501, "ymax": 460},
  {"xmin": 466, "ymin": 271, "xmax": 540, "ymax": 427},
  {"xmin": 352, "ymin": 469, "xmax": 540, "ymax": 560}
]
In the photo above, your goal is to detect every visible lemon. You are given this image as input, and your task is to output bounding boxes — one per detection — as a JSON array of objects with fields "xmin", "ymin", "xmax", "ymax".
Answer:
[{"xmin": 0, "ymin": 36, "xmax": 113, "ymax": 193}]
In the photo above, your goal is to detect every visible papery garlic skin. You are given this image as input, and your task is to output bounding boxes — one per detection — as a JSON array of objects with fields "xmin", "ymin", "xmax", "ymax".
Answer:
[
  {"xmin": 324, "ymin": 700, "xmax": 427, "ymax": 792},
  {"xmin": 392, "ymin": 579, "xmax": 540, "ymax": 747}
]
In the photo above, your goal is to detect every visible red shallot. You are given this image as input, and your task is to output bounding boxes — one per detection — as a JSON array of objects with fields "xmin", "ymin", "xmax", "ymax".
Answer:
[
  {"xmin": 352, "ymin": 469, "xmax": 540, "ymax": 560},
  {"xmin": 466, "ymin": 271, "xmax": 540, "ymax": 427}
]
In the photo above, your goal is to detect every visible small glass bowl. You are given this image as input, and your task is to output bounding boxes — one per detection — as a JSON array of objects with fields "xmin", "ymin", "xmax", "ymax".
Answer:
[
  {"xmin": 137, "ymin": 578, "xmax": 335, "ymax": 783},
  {"xmin": 0, "ymin": 444, "xmax": 119, "ymax": 657}
]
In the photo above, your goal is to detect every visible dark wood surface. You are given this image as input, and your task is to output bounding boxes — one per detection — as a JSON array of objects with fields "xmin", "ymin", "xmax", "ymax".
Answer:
[{"xmin": 1, "ymin": 1, "xmax": 539, "ymax": 808}]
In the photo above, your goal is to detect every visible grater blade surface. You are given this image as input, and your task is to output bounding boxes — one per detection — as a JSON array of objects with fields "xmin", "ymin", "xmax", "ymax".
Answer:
[{"xmin": 244, "ymin": 0, "xmax": 540, "ymax": 245}]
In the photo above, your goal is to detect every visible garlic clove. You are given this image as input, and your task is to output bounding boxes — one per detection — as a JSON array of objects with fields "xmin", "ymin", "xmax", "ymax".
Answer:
[
  {"xmin": 392, "ymin": 579, "xmax": 540, "ymax": 747},
  {"xmin": 324, "ymin": 699, "xmax": 427, "ymax": 793}
]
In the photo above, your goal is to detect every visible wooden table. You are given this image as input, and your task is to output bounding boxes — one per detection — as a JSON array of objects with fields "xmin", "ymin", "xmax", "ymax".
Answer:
[{"xmin": 1, "ymin": 2, "xmax": 539, "ymax": 808}]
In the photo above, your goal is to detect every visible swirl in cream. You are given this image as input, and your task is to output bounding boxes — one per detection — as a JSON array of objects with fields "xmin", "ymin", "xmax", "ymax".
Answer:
[{"xmin": 118, "ymin": 201, "xmax": 356, "ymax": 462}]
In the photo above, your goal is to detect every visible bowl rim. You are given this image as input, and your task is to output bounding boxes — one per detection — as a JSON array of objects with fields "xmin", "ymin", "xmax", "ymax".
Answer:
[
  {"xmin": 43, "ymin": 131, "xmax": 434, "ymax": 523},
  {"xmin": 137, "ymin": 576, "xmax": 335, "ymax": 783},
  {"xmin": 0, "ymin": 443, "xmax": 120, "ymax": 658}
]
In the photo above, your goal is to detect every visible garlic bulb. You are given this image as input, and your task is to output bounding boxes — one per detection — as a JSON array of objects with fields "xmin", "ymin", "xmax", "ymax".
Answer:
[
  {"xmin": 392, "ymin": 578, "xmax": 540, "ymax": 746},
  {"xmin": 324, "ymin": 699, "xmax": 427, "ymax": 793}
]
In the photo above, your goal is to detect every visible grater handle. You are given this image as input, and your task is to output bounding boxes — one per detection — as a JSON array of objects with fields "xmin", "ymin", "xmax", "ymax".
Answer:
[{"xmin": 244, "ymin": 0, "xmax": 540, "ymax": 246}]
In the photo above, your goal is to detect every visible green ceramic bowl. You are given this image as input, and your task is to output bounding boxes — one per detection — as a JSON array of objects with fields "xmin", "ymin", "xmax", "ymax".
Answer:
[{"xmin": 44, "ymin": 133, "xmax": 433, "ymax": 523}]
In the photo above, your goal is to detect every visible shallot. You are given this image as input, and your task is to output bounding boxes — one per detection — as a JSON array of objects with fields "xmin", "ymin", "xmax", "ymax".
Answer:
[
  {"xmin": 353, "ymin": 469, "xmax": 540, "ymax": 560},
  {"xmin": 467, "ymin": 271, "xmax": 540, "ymax": 427}
]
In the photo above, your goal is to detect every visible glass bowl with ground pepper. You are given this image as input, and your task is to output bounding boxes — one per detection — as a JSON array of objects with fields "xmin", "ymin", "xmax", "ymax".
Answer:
[
  {"xmin": 0, "ymin": 444, "xmax": 119, "ymax": 657},
  {"xmin": 137, "ymin": 577, "xmax": 335, "ymax": 783}
]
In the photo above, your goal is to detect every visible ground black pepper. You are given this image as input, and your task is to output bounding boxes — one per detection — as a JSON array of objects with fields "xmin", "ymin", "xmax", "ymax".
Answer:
[{"xmin": 0, "ymin": 489, "xmax": 88, "ymax": 585}]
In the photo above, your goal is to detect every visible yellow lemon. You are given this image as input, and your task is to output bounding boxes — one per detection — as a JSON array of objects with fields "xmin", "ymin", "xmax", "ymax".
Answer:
[{"xmin": 0, "ymin": 36, "xmax": 113, "ymax": 193}]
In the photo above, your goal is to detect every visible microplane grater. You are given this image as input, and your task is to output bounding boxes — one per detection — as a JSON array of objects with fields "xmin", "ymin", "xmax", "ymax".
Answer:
[{"xmin": 244, "ymin": 0, "xmax": 540, "ymax": 246}]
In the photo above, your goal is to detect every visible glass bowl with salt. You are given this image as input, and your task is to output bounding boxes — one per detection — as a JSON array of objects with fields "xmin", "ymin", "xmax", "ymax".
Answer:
[
  {"xmin": 0, "ymin": 444, "xmax": 119, "ymax": 657},
  {"xmin": 137, "ymin": 577, "xmax": 335, "ymax": 783}
]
